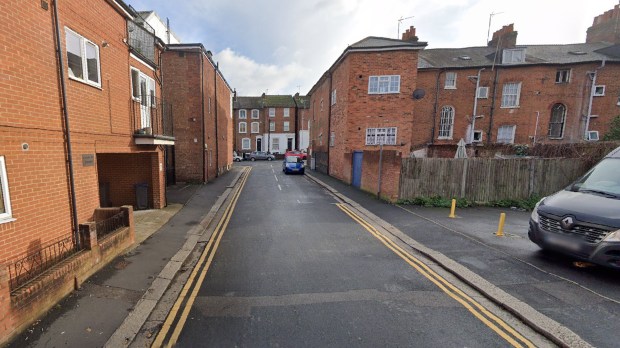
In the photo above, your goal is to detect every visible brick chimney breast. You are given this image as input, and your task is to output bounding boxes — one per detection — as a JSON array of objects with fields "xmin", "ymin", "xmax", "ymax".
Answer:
[
  {"xmin": 586, "ymin": 4, "xmax": 620, "ymax": 44},
  {"xmin": 401, "ymin": 26, "xmax": 419, "ymax": 42},
  {"xmin": 488, "ymin": 23, "xmax": 517, "ymax": 49}
]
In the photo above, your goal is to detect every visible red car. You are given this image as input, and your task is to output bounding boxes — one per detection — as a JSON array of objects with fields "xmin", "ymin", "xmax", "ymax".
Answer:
[{"xmin": 285, "ymin": 150, "xmax": 307, "ymax": 160}]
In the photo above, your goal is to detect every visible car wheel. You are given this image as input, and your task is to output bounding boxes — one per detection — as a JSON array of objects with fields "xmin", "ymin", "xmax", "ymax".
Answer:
[
  {"xmin": 300, "ymin": 170, "xmax": 305, "ymax": 175},
  {"xmin": 250, "ymin": 157, "xmax": 255, "ymax": 161},
  {"xmin": 268, "ymin": 157, "xmax": 273, "ymax": 161}
]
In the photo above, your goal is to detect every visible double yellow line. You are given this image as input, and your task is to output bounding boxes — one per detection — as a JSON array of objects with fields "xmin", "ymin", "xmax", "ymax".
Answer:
[
  {"xmin": 336, "ymin": 203, "xmax": 535, "ymax": 348},
  {"xmin": 152, "ymin": 167, "xmax": 251, "ymax": 348}
]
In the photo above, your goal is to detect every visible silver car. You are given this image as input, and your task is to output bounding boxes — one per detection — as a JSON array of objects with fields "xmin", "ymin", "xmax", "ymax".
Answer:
[{"xmin": 249, "ymin": 151, "xmax": 275, "ymax": 161}]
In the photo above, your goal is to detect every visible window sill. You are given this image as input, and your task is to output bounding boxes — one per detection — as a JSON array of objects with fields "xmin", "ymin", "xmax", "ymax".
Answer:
[
  {"xmin": 437, "ymin": 137, "xmax": 453, "ymax": 140},
  {"xmin": 68, "ymin": 75, "xmax": 102, "ymax": 90},
  {"xmin": 500, "ymin": 106, "xmax": 520, "ymax": 109},
  {"xmin": 444, "ymin": 86, "xmax": 457, "ymax": 90},
  {"xmin": 548, "ymin": 137, "xmax": 564, "ymax": 140},
  {"xmin": 0, "ymin": 217, "xmax": 16, "ymax": 225},
  {"xmin": 368, "ymin": 92, "xmax": 400, "ymax": 95}
]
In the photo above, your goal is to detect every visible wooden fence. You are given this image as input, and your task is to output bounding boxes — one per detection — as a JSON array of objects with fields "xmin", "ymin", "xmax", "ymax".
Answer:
[{"xmin": 399, "ymin": 158, "xmax": 591, "ymax": 203}]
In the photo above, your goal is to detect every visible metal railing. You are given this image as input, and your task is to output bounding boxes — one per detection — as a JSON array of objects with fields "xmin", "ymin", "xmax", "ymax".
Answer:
[
  {"xmin": 8, "ymin": 235, "xmax": 79, "ymax": 292},
  {"xmin": 128, "ymin": 19, "xmax": 156, "ymax": 65},
  {"xmin": 96, "ymin": 210, "xmax": 129, "ymax": 239},
  {"xmin": 131, "ymin": 96, "xmax": 174, "ymax": 138}
]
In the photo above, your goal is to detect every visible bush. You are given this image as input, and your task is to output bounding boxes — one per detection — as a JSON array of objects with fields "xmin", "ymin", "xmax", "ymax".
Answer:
[{"xmin": 398, "ymin": 195, "xmax": 541, "ymax": 210}]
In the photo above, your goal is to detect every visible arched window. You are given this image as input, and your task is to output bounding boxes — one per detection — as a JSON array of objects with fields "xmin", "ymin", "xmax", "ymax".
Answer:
[
  {"xmin": 438, "ymin": 106, "xmax": 455, "ymax": 139},
  {"xmin": 548, "ymin": 104, "xmax": 566, "ymax": 138}
]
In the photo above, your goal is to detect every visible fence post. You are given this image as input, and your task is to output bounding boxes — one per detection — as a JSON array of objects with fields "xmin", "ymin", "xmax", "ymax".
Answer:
[
  {"xmin": 528, "ymin": 159, "xmax": 535, "ymax": 197},
  {"xmin": 460, "ymin": 159, "xmax": 469, "ymax": 198},
  {"xmin": 121, "ymin": 205, "xmax": 135, "ymax": 244},
  {"xmin": 79, "ymin": 222, "xmax": 98, "ymax": 250}
]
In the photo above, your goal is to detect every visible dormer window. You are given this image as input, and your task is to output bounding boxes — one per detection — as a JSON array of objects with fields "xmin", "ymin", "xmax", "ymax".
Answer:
[{"xmin": 502, "ymin": 48, "xmax": 526, "ymax": 64}]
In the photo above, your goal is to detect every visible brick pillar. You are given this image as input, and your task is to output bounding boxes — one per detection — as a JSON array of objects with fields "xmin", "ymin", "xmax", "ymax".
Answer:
[
  {"xmin": 0, "ymin": 266, "xmax": 13, "ymax": 343},
  {"xmin": 79, "ymin": 222, "xmax": 98, "ymax": 250},
  {"xmin": 121, "ymin": 205, "xmax": 135, "ymax": 244}
]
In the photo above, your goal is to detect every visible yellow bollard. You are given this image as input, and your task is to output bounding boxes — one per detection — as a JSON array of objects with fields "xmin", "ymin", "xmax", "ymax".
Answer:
[
  {"xmin": 449, "ymin": 199, "xmax": 456, "ymax": 218},
  {"xmin": 496, "ymin": 212, "xmax": 506, "ymax": 237}
]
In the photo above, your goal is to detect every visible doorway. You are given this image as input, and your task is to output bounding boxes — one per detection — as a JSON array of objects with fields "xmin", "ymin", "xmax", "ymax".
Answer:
[
  {"xmin": 287, "ymin": 138, "xmax": 293, "ymax": 151},
  {"xmin": 256, "ymin": 138, "xmax": 262, "ymax": 152}
]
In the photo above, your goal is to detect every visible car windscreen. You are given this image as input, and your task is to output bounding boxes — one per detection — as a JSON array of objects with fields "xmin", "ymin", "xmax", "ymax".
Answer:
[
  {"xmin": 285, "ymin": 156, "xmax": 300, "ymax": 163},
  {"xmin": 572, "ymin": 158, "xmax": 620, "ymax": 198}
]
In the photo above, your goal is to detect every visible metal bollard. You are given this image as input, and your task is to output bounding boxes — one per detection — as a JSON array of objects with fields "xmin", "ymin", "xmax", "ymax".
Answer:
[
  {"xmin": 449, "ymin": 199, "xmax": 456, "ymax": 218},
  {"xmin": 496, "ymin": 212, "xmax": 506, "ymax": 237}
]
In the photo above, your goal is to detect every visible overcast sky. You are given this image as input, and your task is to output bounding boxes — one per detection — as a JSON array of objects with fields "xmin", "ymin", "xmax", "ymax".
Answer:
[{"xmin": 128, "ymin": 0, "xmax": 619, "ymax": 96}]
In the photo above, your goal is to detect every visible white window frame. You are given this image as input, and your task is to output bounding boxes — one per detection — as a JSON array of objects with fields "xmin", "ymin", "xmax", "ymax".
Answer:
[
  {"xmin": 331, "ymin": 89, "xmax": 337, "ymax": 105},
  {"xmin": 65, "ymin": 27, "xmax": 101, "ymax": 88},
  {"xmin": 588, "ymin": 131, "xmax": 599, "ymax": 141},
  {"xmin": 438, "ymin": 106, "xmax": 455, "ymax": 139},
  {"xmin": 269, "ymin": 108, "xmax": 275, "ymax": 117},
  {"xmin": 130, "ymin": 67, "xmax": 155, "ymax": 104},
  {"xmin": 497, "ymin": 125, "xmax": 516, "ymax": 144},
  {"xmin": 239, "ymin": 109, "xmax": 247, "ymax": 119},
  {"xmin": 251, "ymin": 109, "xmax": 260, "ymax": 119},
  {"xmin": 368, "ymin": 75, "xmax": 400, "ymax": 94},
  {"xmin": 251, "ymin": 122, "xmax": 259, "ymax": 133},
  {"xmin": 365, "ymin": 127, "xmax": 397, "ymax": 145},
  {"xmin": 548, "ymin": 104, "xmax": 566, "ymax": 139},
  {"xmin": 0, "ymin": 156, "xmax": 13, "ymax": 222},
  {"xmin": 501, "ymin": 82, "xmax": 521, "ymax": 108},
  {"xmin": 477, "ymin": 86, "xmax": 489, "ymax": 99},
  {"xmin": 283, "ymin": 121, "xmax": 290, "ymax": 132},
  {"xmin": 555, "ymin": 69, "xmax": 571, "ymax": 84},
  {"xmin": 239, "ymin": 122, "xmax": 247, "ymax": 133},
  {"xmin": 444, "ymin": 72, "xmax": 457, "ymax": 89},
  {"xmin": 241, "ymin": 138, "xmax": 251, "ymax": 150},
  {"xmin": 502, "ymin": 48, "xmax": 526, "ymax": 64},
  {"xmin": 272, "ymin": 138, "xmax": 280, "ymax": 152},
  {"xmin": 283, "ymin": 108, "xmax": 290, "ymax": 117},
  {"xmin": 472, "ymin": 130, "xmax": 483, "ymax": 143},
  {"xmin": 330, "ymin": 131, "xmax": 335, "ymax": 147},
  {"xmin": 594, "ymin": 85, "xmax": 606, "ymax": 96},
  {"xmin": 270, "ymin": 121, "xmax": 275, "ymax": 132}
]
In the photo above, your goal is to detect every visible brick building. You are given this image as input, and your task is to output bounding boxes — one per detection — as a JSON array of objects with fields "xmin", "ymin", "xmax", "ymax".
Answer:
[
  {"xmin": 307, "ymin": 35, "xmax": 427, "ymax": 200},
  {"xmin": 413, "ymin": 21, "xmax": 620, "ymax": 155},
  {"xmin": 162, "ymin": 44, "xmax": 234, "ymax": 183},
  {"xmin": 294, "ymin": 93, "xmax": 311, "ymax": 152},
  {"xmin": 0, "ymin": 0, "xmax": 173, "ymax": 343},
  {"xmin": 233, "ymin": 94, "xmax": 307, "ymax": 156}
]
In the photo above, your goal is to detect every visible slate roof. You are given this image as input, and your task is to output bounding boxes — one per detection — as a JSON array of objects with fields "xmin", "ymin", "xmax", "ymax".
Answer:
[
  {"xmin": 349, "ymin": 36, "xmax": 427, "ymax": 50},
  {"xmin": 418, "ymin": 42, "xmax": 620, "ymax": 69},
  {"xmin": 263, "ymin": 95, "xmax": 296, "ymax": 108},
  {"xmin": 294, "ymin": 95, "xmax": 310, "ymax": 109},
  {"xmin": 234, "ymin": 97, "xmax": 262, "ymax": 109}
]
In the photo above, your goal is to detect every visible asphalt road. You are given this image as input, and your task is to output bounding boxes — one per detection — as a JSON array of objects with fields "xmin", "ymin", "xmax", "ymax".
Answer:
[{"xmin": 156, "ymin": 162, "xmax": 552, "ymax": 347}]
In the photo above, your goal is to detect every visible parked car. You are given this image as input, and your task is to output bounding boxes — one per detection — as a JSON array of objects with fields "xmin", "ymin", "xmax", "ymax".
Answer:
[
  {"xmin": 233, "ymin": 151, "xmax": 243, "ymax": 162},
  {"xmin": 249, "ymin": 151, "xmax": 275, "ymax": 161},
  {"xmin": 282, "ymin": 155, "xmax": 305, "ymax": 174},
  {"xmin": 528, "ymin": 146, "xmax": 620, "ymax": 269},
  {"xmin": 285, "ymin": 150, "xmax": 307, "ymax": 160}
]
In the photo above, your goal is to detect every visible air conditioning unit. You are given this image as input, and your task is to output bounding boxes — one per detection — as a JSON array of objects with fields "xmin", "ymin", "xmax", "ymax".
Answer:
[{"xmin": 587, "ymin": 131, "xmax": 599, "ymax": 141}]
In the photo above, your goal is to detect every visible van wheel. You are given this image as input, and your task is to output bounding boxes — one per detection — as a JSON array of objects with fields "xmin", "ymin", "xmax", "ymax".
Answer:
[
  {"xmin": 251, "ymin": 158, "xmax": 255, "ymax": 161},
  {"xmin": 268, "ymin": 157, "xmax": 273, "ymax": 161}
]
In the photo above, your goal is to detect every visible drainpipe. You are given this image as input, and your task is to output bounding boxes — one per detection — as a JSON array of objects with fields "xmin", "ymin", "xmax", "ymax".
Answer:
[
  {"xmin": 327, "ymin": 72, "xmax": 333, "ymax": 175},
  {"xmin": 469, "ymin": 68, "xmax": 485, "ymax": 144},
  {"xmin": 52, "ymin": 0, "xmax": 80, "ymax": 249},
  {"xmin": 584, "ymin": 60, "xmax": 605, "ymax": 139},
  {"xmin": 200, "ymin": 51, "xmax": 207, "ymax": 182},
  {"xmin": 430, "ymin": 69, "xmax": 445, "ymax": 144},
  {"xmin": 487, "ymin": 67, "xmax": 500, "ymax": 142},
  {"xmin": 214, "ymin": 62, "xmax": 219, "ymax": 177}
]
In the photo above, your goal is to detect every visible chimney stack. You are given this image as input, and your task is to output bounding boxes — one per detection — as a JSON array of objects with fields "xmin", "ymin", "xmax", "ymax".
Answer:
[
  {"xmin": 401, "ymin": 26, "xmax": 419, "ymax": 42},
  {"xmin": 487, "ymin": 24, "xmax": 518, "ymax": 49},
  {"xmin": 586, "ymin": 4, "xmax": 620, "ymax": 44}
]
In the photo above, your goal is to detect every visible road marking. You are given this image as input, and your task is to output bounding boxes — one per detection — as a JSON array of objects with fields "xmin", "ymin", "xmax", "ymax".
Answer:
[
  {"xmin": 272, "ymin": 168, "xmax": 275, "ymax": 173},
  {"xmin": 297, "ymin": 200, "xmax": 301, "ymax": 204},
  {"xmin": 336, "ymin": 203, "xmax": 535, "ymax": 348},
  {"xmin": 278, "ymin": 184, "xmax": 282, "ymax": 191},
  {"xmin": 153, "ymin": 167, "xmax": 251, "ymax": 348},
  {"xmin": 274, "ymin": 175, "xmax": 278, "ymax": 182}
]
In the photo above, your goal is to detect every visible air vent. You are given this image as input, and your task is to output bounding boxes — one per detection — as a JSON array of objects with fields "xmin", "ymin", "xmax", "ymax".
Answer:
[
  {"xmin": 458, "ymin": 55, "xmax": 472, "ymax": 60},
  {"xmin": 568, "ymin": 51, "xmax": 587, "ymax": 55}
]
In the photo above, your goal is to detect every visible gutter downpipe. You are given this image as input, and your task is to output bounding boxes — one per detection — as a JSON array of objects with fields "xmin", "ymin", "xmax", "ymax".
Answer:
[
  {"xmin": 53, "ymin": 0, "xmax": 80, "ymax": 249},
  {"xmin": 327, "ymin": 72, "xmax": 333, "ymax": 175},
  {"xmin": 584, "ymin": 60, "xmax": 605, "ymax": 139},
  {"xmin": 487, "ymin": 67, "xmax": 500, "ymax": 142},
  {"xmin": 430, "ymin": 69, "xmax": 445, "ymax": 144},
  {"xmin": 469, "ymin": 68, "xmax": 485, "ymax": 144},
  {"xmin": 201, "ymin": 51, "xmax": 207, "ymax": 182},
  {"xmin": 214, "ymin": 62, "xmax": 219, "ymax": 177}
]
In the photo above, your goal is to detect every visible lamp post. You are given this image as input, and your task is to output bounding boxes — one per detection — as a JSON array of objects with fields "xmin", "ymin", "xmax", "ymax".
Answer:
[{"xmin": 469, "ymin": 68, "xmax": 485, "ymax": 144}]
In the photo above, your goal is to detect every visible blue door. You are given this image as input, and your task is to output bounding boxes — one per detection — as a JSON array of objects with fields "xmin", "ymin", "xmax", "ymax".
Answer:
[{"xmin": 352, "ymin": 151, "xmax": 363, "ymax": 188}]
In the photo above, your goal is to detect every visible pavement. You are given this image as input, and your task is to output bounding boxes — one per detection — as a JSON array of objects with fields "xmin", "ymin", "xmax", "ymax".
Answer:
[{"xmin": 9, "ymin": 163, "xmax": 618, "ymax": 347}]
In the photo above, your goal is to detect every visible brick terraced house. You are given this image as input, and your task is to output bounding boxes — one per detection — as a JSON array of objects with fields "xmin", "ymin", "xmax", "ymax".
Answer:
[
  {"xmin": 0, "ymin": 0, "xmax": 174, "ymax": 343},
  {"xmin": 162, "ymin": 44, "xmax": 234, "ymax": 183},
  {"xmin": 233, "ymin": 94, "xmax": 308, "ymax": 156}
]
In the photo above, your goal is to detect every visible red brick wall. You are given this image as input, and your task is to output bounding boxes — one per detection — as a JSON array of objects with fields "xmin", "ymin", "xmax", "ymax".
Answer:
[
  {"xmin": 309, "ymin": 76, "xmax": 331, "ymax": 157},
  {"xmin": 233, "ymin": 108, "xmax": 264, "ymax": 154},
  {"xmin": 361, "ymin": 150, "xmax": 402, "ymax": 201},
  {"xmin": 163, "ymin": 50, "xmax": 205, "ymax": 182},
  {"xmin": 97, "ymin": 153, "xmax": 154, "ymax": 208},
  {"xmin": 215, "ymin": 71, "xmax": 233, "ymax": 173}
]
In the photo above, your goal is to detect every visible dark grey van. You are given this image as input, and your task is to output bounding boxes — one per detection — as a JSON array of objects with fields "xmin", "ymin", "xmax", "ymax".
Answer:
[{"xmin": 528, "ymin": 146, "xmax": 620, "ymax": 268}]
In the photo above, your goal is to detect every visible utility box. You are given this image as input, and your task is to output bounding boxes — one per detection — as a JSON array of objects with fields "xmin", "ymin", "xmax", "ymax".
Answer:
[{"xmin": 135, "ymin": 183, "xmax": 149, "ymax": 210}]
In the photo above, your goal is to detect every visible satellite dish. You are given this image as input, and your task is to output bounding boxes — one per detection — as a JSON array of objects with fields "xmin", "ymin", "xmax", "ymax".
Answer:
[{"xmin": 412, "ymin": 88, "xmax": 425, "ymax": 100}]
